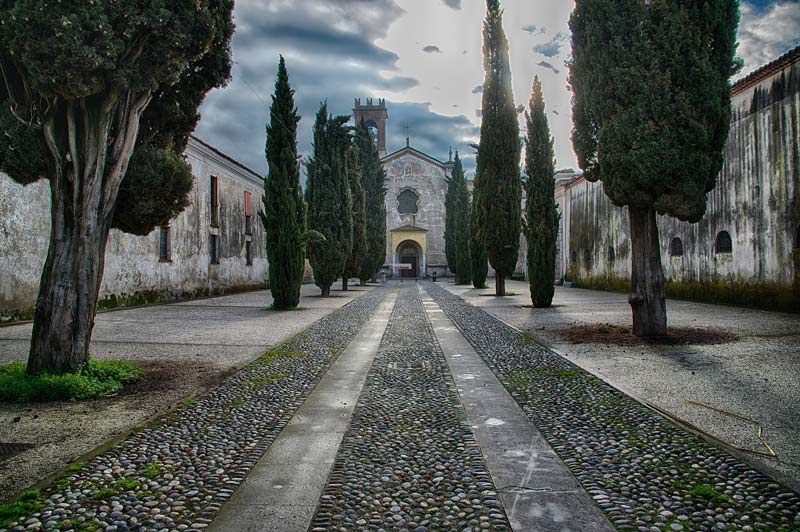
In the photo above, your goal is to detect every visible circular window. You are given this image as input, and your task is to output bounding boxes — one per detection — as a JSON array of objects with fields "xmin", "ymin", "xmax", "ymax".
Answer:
[{"xmin": 398, "ymin": 189, "xmax": 419, "ymax": 214}]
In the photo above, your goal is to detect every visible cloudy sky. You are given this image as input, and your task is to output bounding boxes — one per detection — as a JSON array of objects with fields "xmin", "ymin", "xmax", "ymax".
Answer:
[{"xmin": 194, "ymin": 0, "xmax": 800, "ymax": 178}]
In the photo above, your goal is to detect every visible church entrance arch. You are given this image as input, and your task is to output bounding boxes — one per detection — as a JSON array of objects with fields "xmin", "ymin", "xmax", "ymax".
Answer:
[{"xmin": 397, "ymin": 240, "xmax": 422, "ymax": 278}]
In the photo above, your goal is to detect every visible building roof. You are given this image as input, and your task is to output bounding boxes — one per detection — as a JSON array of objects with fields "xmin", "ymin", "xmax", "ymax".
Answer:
[
  {"xmin": 731, "ymin": 45, "xmax": 800, "ymax": 97},
  {"xmin": 188, "ymin": 135, "xmax": 262, "ymax": 182},
  {"xmin": 381, "ymin": 144, "xmax": 454, "ymax": 170},
  {"xmin": 391, "ymin": 224, "xmax": 429, "ymax": 233}
]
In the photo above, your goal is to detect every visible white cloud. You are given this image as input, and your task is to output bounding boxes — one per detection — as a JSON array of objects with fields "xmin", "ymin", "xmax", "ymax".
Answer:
[{"xmin": 736, "ymin": 2, "xmax": 800, "ymax": 78}]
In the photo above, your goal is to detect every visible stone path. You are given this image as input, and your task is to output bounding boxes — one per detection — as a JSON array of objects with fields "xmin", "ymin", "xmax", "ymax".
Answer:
[
  {"xmin": 207, "ymin": 291, "xmax": 399, "ymax": 532},
  {"xmin": 3, "ymin": 281, "xmax": 799, "ymax": 532},
  {"xmin": 420, "ymin": 287, "xmax": 615, "ymax": 532},
  {"xmin": 426, "ymin": 281, "xmax": 800, "ymax": 532}
]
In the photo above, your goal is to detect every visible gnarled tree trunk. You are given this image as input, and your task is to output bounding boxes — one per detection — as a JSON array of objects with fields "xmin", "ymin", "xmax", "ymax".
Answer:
[
  {"xmin": 628, "ymin": 205, "xmax": 667, "ymax": 337},
  {"xmin": 342, "ymin": 276, "xmax": 349, "ymax": 291},
  {"xmin": 27, "ymin": 93, "xmax": 150, "ymax": 375}
]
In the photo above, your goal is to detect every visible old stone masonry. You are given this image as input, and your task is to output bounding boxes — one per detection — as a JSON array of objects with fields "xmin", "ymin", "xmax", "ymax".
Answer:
[{"xmin": 3, "ymin": 282, "xmax": 799, "ymax": 532}]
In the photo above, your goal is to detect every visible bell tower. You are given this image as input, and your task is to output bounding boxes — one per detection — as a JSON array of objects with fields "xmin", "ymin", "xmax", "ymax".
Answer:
[{"xmin": 354, "ymin": 98, "xmax": 388, "ymax": 157}]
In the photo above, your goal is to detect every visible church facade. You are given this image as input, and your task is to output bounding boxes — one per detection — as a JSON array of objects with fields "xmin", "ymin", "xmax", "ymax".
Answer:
[{"xmin": 354, "ymin": 99, "xmax": 455, "ymax": 278}]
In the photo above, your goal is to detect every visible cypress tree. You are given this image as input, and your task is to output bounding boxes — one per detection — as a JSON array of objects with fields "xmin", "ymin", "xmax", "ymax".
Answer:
[
  {"xmin": 569, "ymin": 0, "xmax": 739, "ymax": 336},
  {"xmin": 260, "ymin": 57, "xmax": 305, "ymax": 309},
  {"xmin": 450, "ymin": 153, "xmax": 472, "ymax": 284},
  {"xmin": 475, "ymin": 0, "xmax": 522, "ymax": 296},
  {"xmin": 524, "ymin": 76, "xmax": 559, "ymax": 308},
  {"xmin": 445, "ymin": 173, "xmax": 458, "ymax": 275},
  {"xmin": 357, "ymin": 121, "xmax": 388, "ymax": 284},
  {"xmin": 470, "ymin": 196, "xmax": 489, "ymax": 289},
  {"xmin": 342, "ymin": 144, "xmax": 367, "ymax": 291},
  {"xmin": 306, "ymin": 103, "xmax": 353, "ymax": 297}
]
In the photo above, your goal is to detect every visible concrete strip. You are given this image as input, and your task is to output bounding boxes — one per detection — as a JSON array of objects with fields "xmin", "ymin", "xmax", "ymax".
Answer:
[
  {"xmin": 420, "ymin": 286, "xmax": 615, "ymax": 532},
  {"xmin": 208, "ymin": 290, "xmax": 398, "ymax": 532}
]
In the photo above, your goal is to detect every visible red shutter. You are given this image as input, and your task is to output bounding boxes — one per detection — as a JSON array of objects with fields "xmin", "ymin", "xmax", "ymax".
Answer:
[{"xmin": 244, "ymin": 191, "xmax": 252, "ymax": 216}]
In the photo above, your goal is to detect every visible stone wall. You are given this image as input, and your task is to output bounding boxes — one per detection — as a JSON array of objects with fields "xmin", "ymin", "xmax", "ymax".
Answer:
[
  {"xmin": 556, "ymin": 48, "xmax": 800, "ymax": 310},
  {"xmin": 0, "ymin": 136, "xmax": 267, "ymax": 322}
]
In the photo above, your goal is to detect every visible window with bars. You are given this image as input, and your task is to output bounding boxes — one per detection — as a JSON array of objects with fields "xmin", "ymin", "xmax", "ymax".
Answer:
[
  {"xmin": 159, "ymin": 226, "xmax": 171, "ymax": 262},
  {"xmin": 670, "ymin": 237, "xmax": 684, "ymax": 257},
  {"xmin": 210, "ymin": 233, "xmax": 219, "ymax": 264},
  {"xmin": 245, "ymin": 191, "xmax": 252, "ymax": 235},
  {"xmin": 210, "ymin": 175, "xmax": 220, "ymax": 227},
  {"xmin": 398, "ymin": 189, "xmax": 418, "ymax": 214}
]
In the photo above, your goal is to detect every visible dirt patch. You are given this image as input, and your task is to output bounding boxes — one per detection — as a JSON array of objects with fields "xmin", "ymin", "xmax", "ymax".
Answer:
[
  {"xmin": 555, "ymin": 323, "xmax": 737, "ymax": 346},
  {"xmin": 0, "ymin": 360, "xmax": 228, "ymax": 502}
]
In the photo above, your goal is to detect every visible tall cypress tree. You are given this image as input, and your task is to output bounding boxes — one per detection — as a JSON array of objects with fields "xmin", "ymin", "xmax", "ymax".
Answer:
[
  {"xmin": 470, "ymin": 196, "xmax": 489, "ymax": 289},
  {"xmin": 306, "ymin": 103, "xmax": 353, "ymax": 297},
  {"xmin": 450, "ymin": 153, "xmax": 472, "ymax": 284},
  {"xmin": 524, "ymin": 76, "xmax": 559, "ymax": 308},
  {"xmin": 260, "ymin": 56, "xmax": 305, "ymax": 309},
  {"xmin": 475, "ymin": 0, "xmax": 522, "ymax": 296},
  {"xmin": 445, "ymin": 172, "xmax": 458, "ymax": 275},
  {"xmin": 357, "ymin": 121, "xmax": 388, "ymax": 284},
  {"xmin": 569, "ymin": 0, "xmax": 739, "ymax": 336},
  {"xmin": 342, "ymin": 144, "xmax": 367, "ymax": 291}
]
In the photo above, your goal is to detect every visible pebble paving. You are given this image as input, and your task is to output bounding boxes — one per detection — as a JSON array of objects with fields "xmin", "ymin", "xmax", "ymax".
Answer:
[
  {"xmin": 424, "ymin": 282, "xmax": 800, "ymax": 532},
  {"xmin": 1, "ymin": 288, "xmax": 387, "ymax": 532},
  {"xmin": 309, "ymin": 284, "xmax": 512, "ymax": 532}
]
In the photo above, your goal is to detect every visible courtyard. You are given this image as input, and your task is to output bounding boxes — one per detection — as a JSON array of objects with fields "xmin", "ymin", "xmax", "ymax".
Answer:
[{"xmin": 1, "ymin": 282, "xmax": 798, "ymax": 531}]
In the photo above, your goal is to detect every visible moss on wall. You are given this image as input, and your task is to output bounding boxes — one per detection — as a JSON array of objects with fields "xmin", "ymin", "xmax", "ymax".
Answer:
[
  {"xmin": 1, "ymin": 282, "xmax": 267, "ymax": 325},
  {"xmin": 572, "ymin": 274, "xmax": 799, "ymax": 314}
]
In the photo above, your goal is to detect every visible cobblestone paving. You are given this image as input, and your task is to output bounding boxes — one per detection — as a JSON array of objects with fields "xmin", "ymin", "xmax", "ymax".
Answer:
[
  {"xmin": 310, "ymin": 285, "xmax": 512, "ymax": 532},
  {"xmin": 425, "ymin": 282, "xmax": 800, "ymax": 532},
  {"xmin": 0, "ymin": 288, "xmax": 387, "ymax": 532}
]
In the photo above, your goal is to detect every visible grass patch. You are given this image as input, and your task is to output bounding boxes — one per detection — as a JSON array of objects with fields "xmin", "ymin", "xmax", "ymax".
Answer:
[
  {"xmin": 0, "ymin": 359, "xmax": 143, "ymax": 403},
  {"xmin": 248, "ymin": 374, "xmax": 288, "ymax": 389},
  {"xmin": 142, "ymin": 462, "xmax": 168, "ymax": 480},
  {"xmin": 0, "ymin": 490, "xmax": 45, "ymax": 528},
  {"xmin": 65, "ymin": 461, "xmax": 87, "ymax": 475},
  {"xmin": 92, "ymin": 487, "xmax": 116, "ymax": 500},
  {"xmin": 688, "ymin": 484, "xmax": 730, "ymax": 504},
  {"xmin": 114, "ymin": 477, "xmax": 140, "ymax": 491},
  {"xmin": 258, "ymin": 348, "xmax": 304, "ymax": 366}
]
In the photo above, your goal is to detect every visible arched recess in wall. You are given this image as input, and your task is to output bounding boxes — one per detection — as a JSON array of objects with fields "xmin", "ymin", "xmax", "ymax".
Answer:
[
  {"xmin": 607, "ymin": 246, "xmax": 615, "ymax": 262},
  {"xmin": 670, "ymin": 237, "xmax": 684, "ymax": 257},
  {"xmin": 715, "ymin": 231, "xmax": 732, "ymax": 254}
]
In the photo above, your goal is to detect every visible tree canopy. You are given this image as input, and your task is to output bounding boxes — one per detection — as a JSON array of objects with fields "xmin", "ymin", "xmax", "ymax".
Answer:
[
  {"xmin": 475, "ymin": 0, "xmax": 522, "ymax": 295},
  {"xmin": 448, "ymin": 153, "xmax": 472, "ymax": 284},
  {"xmin": 357, "ymin": 121, "xmax": 387, "ymax": 284},
  {"xmin": 0, "ymin": 0, "xmax": 234, "ymax": 373},
  {"xmin": 306, "ymin": 102, "xmax": 353, "ymax": 297},
  {"xmin": 524, "ymin": 76, "xmax": 559, "ymax": 307},
  {"xmin": 261, "ymin": 56, "xmax": 306, "ymax": 309}
]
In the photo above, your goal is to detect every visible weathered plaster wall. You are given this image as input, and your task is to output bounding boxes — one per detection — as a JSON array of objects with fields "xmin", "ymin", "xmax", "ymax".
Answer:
[
  {"xmin": 0, "ymin": 137, "xmax": 267, "ymax": 321},
  {"xmin": 383, "ymin": 150, "xmax": 450, "ymax": 276},
  {"xmin": 558, "ymin": 54, "xmax": 799, "ymax": 307}
]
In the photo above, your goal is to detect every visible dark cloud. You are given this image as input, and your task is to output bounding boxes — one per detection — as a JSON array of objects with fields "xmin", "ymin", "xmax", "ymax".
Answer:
[
  {"xmin": 472, "ymin": 84, "xmax": 484, "ymax": 94},
  {"xmin": 423, "ymin": 45, "xmax": 442, "ymax": 53},
  {"xmin": 736, "ymin": 1, "xmax": 800, "ymax": 79},
  {"xmin": 522, "ymin": 24, "xmax": 546, "ymax": 35},
  {"xmin": 536, "ymin": 61, "xmax": 560, "ymax": 75},
  {"xmin": 532, "ymin": 32, "xmax": 568, "ymax": 58},
  {"xmin": 441, "ymin": 0, "xmax": 462, "ymax": 9},
  {"xmin": 388, "ymin": 102, "xmax": 480, "ymax": 173}
]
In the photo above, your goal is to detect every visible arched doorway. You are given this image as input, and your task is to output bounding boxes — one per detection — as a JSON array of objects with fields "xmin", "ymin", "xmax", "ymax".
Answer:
[{"xmin": 397, "ymin": 240, "xmax": 422, "ymax": 278}]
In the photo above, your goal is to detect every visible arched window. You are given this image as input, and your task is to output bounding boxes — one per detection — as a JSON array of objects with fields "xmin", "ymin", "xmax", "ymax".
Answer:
[
  {"xmin": 608, "ymin": 245, "xmax": 616, "ymax": 262},
  {"xmin": 715, "ymin": 231, "xmax": 732, "ymax": 254},
  {"xmin": 670, "ymin": 237, "xmax": 684, "ymax": 257},
  {"xmin": 398, "ymin": 189, "xmax": 419, "ymax": 214}
]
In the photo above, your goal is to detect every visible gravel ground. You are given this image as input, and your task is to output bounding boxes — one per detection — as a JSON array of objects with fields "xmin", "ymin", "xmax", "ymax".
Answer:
[
  {"xmin": 0, "ymin": 285, "xmax": 372, "ymax": 502},
  {"xmin": 0, "ymin": 287, "xmax": 386, "ymax": 532},
  {"xmin": 310, "ymin": 284, "xmax": 512, "ymax": 532},
  {"xmin": 426, "ymin": 281, "xmax": 800, "ymax": 532}
]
